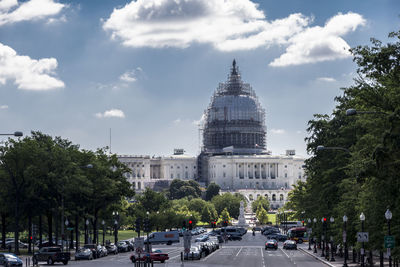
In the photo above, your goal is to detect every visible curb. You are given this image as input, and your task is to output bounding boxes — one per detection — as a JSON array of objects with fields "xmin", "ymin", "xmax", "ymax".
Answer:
[{"xmin": 299, "ymin": 247, "xmax": 336, "ymax": 267}]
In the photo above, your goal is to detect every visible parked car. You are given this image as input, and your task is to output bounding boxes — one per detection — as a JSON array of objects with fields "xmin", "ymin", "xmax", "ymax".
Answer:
[
  {"xmin": 130, "ymin": 252, "xmax": 169, "ymax": 263},
  {"xmin": 33, "ymin": 246, "xmax": 70, "ymax": 265},
  {"xmin": 265, "ymin": 239, "xmax": 278, "ymax": 250},
  {"xmin": 106, "ymin": 244, "xmax": 118, "ymax": 255},
  {"xmin": 4, "ymin": 241, "xmax": 28, "ymax": 249},
  {"xmin": 83, "ymin": 244, "xmax": 100, "ymax": 259},
  {"xmin": 0, "ymin": 253, "xmax": 23, "ymax": 266},
  {"xmin": 74, "ymin": 248, "xmax": 93, "ymax": 260},
  {"xmin": 283, "ymin": 240, "xmax": 297, "ymax": 250},
  {"xmin": 184, "ymin": 246, "xmax": 201, "ymax": 260},
  {"xmin": 116, "ymin": 241, "xmax": 129, "ymax": 252},
  {"xmin": 195, "ymin": 235, "xmax": 208, "ymax": 242},
  {"xmin": 267, "ymin": 233, "xmax": 288, "ymax": 242},
  {"xmin": 123, "ymin": 240, "xmax": 134, "ymax": 251}
]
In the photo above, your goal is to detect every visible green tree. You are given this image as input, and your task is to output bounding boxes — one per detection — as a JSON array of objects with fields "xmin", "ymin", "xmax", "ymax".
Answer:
[
  {"xmin": 205, "ymin": 182, "xmax": 220, "ymax": 201},
  {"xmin": 211, "ymin": 193, "xmax": 241, "ymax": 219},
  {"xmin": 257, "ymin": 206, "xmax": 269, "ymax": 225},
  {"xmin": 252, "ymin": 196, "xmax": 269, "ymax": 213},
  {"xmin": 220, "ymin": 208, "xmax": 231, "ymax": 223},
  {"xmin": 168, "ymin": 179, "xmax": 201, "ymax": 199}
]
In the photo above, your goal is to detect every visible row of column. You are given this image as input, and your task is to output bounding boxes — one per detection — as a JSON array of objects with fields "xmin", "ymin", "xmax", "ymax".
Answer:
[{"xmin": 235, "ymin": 162, "xmax": 278, "ymax": 179}]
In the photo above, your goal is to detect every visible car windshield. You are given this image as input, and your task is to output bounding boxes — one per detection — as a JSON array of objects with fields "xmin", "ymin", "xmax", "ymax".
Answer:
[{"xmin": 5, "ymin": 254, "xmax": 18, "ymax": 259}]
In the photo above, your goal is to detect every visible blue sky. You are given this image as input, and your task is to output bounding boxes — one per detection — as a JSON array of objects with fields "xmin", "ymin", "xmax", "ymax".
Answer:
[{"xmin": 0, "ymin": 0, "xmax": 398, "ymax": 157}]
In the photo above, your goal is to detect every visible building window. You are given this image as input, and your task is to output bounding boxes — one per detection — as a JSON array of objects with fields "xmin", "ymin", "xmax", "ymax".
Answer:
[
  {"xmin": 194, "ymin": 166, "xmax": 196, "ymax": 169},
  {"xmin": 285, "ymin": 182, "xmax": 288, "ymax": 188},
  {"xmin": 223, "ymin": 172, "xmax": 226, "ymax": 178},
  {"xmin": 185, "ymin": 166, "xmax": 188, "ymax": 169},
  {"xmin": 285, "ymin": 173, "xmax": 287, "ymax": 178},
  {"xmin": 272, "ymin": 194, "xmax": 276, "ymax": 201},
  {"xmin": 280, "ymin": 194, "xmax": 284, "ymax": 201},
  {"xmin": 171, "ymin": 174, "xmax": 174, "ymax": 179},
  {"xmin": 177, "ymin": 173, "xmax": 180, "ymax": 179},
  {"xmin": 171, "ymin": 166, "xmax": 173, "ymax": 169},
  {"xmin": 185, "ymin": 172, "xmax": 188, "ymax": 179},
  {"xmin": 138, "ymin": 182, "xmax": 141, "ymax": 190},
  {"xmin": 298, "ymin": 172, "xmax": 301, "ymax": 179},
  {"xmin": 285, "ymin": 165, "xmax": 287, "ymax": 168},
  {"xmin": 223, "ymin": 165, "xmax": 226, "ymax": 168},
  {"xmin": 239, "ymin": 165, "xmax": 241, "ymax": 168}
]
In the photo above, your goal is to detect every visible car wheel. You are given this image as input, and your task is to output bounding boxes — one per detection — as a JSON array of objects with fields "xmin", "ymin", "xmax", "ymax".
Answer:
[
  {"xmin": 131, "ymin": 256, "xmax": 136, "ymax": 263},
  {"xmin": 33, "ymin": 257, "xmax": 38, "ymax": 265},
  {"xmin": 161, "ymin": 260, "xmax": 165, "ymax": 263},
  {"xmin": 63, "ymin": 260, "xmax": 68, "ymax": 265},
  {"xmin": 298, "ymin": 239, "xmax": 303, "ymax": 244},
  {"xmin": 47, "ymin": 257, "xmax": 54, "ymax": 265},
  {"xmin": 167, "ymin": 241, "xmax": 172, "ymax": 245}
]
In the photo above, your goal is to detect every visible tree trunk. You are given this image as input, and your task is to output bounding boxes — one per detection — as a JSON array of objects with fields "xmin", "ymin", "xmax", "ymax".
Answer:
[
  {"xmin": 84, "ymin": 217, "xmax": 88, "ymax": 244},
  {"xmin": 39, "ymin": 215, "xmax": 42, "ymax": 246},
  {"xmin": 1, "ymin": 213, "xmax": 6, "ymax": 249},
  {"xmin": 75, "ymin": 214, "xmax": 79, "ymax": 251},
  {"xmin": 55, "ymin": 213, "xmax": 59, "ymax": 246},
  {"xmin": 28, "ymin": 215, "xmax": 32, "ymax": 253},
  {"xmin": 93, "ymin": 212, "xmax": 98, "ymax": 245},
  {"xmin": 47, "ymin": 212, "xmax": 53, "ymax": 245},
  {"xmin": 14, "ymin": 195, "xmax": 20, "ymax": 255}
]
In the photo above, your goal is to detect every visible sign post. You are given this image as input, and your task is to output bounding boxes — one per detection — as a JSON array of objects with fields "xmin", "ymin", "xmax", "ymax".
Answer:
[{"xmin": 183, "ymin": 230, "xmax": 191, "ymax": 261}]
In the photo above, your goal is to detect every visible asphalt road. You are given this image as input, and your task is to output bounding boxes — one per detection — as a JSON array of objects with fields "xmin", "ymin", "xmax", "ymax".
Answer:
[{"xmin": 31, "ymin": 232, "xmax": 327, "ymax": 267}]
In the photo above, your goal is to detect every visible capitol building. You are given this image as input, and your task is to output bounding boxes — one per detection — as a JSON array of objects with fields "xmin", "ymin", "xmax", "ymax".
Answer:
[{"xmin": 118, "ymin": 60, "xmax": 305, "ymax": 208}]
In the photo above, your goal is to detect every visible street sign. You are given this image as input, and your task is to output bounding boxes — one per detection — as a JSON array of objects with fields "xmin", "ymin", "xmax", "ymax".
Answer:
[
  {"xmin": 357, "ymin": 232, "xmax": 369, "ymax": 242},
  {"xmin": 135, "ymin": 237, "xmax": 144, "ymax": 252},
  {"xmin": 384, "ymin": 235, "xmax": 395, "ymax": 249},
  {"xmin": 67, "ymin": 227, "xmax": 74, "ymax": 231}
]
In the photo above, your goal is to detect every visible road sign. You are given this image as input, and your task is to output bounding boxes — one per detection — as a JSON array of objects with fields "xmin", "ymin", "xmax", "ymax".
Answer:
[
  {"xmin": 135, "ymin": 237, "xmax": 144, "ymax": 252},
  {"xmin": 67, "ymin": 227, "xmax": 74, "ymax": 231},
  {"xmin": 384, "ymin": 235, "xmax": 395, "ymax": 249},
  {"xmin": 357, "ymin": 232, "xmax": 369, "ymax": 242},
  {"xmin": 136, "ymin": 247, "xmax": 143, "ymax": 253}
]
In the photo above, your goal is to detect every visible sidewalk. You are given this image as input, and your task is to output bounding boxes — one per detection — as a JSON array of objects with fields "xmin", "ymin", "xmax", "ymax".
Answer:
[{"xmin": 298, "ymin": 243, "xmax": 391, "ymax": 267}]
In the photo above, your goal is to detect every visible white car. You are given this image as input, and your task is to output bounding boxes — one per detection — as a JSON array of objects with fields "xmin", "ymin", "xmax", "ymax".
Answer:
[{"xmin": 184, "ymin": 247, "xmax": 201, "ymax": 260}]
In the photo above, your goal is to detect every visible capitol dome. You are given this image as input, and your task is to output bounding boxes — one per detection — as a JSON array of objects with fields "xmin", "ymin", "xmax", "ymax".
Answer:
[{"xmin": 202, "ymin": 60, "xmax": 266, "ymax": 154}]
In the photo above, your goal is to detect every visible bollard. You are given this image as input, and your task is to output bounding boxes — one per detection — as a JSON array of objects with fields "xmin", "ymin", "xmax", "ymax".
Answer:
[
  {"xmin": 192, "ymin": 251, "xmax": 194, "ymax": 261},
  {"xmin": 369, "ymin": 250, "xmax": 373, "ymax": 266},
  {"xmin": 380, "ymin": 251, "xmax": 383, "ymax": 267},
  {"xmin": 181, "ymin": 251, "xmax": 183, "ymax": 262},
  {"xmin": 353, "ymin": 249, "xmax": 356, "ymax": 263}
]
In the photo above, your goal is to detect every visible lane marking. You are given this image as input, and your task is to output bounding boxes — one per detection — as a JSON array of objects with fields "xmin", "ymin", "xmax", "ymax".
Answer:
[
  {"xmin": 280, "ymin": 248, "xmax": 296, "ymax": 265},
  {"xmin": 235, "ymin": 247, "xmax": 243, "ymax": 257},
  {"xmin": 261, "ymin": 247, "xmax": 266, "ymax": 267}
]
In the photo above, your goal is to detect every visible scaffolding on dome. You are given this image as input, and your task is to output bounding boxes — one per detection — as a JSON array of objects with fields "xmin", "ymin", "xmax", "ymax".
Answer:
[{"xmin": 202, "ymin": 60, "xmax": 267, "ymax": 155}]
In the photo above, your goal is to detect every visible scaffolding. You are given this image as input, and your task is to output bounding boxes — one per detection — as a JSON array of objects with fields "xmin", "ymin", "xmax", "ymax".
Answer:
[{"xmin": 202, "ymin": 60, "xmax": 267, "ymax": 155}]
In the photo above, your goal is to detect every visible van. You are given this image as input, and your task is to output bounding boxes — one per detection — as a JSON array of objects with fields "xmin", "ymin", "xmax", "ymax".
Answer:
[
  {"xmin": 144, "ymin": 231, "xmax": 180, "ymax": 245},
  {"xmin": 221, "ymin": 227, "xmax": 242, "ymax": 237}
]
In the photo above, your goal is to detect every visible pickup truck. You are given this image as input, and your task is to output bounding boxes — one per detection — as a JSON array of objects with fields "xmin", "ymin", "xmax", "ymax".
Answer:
[{"xmin": 33, "ymin": 246, "xmax": 70, "ymax": 265}]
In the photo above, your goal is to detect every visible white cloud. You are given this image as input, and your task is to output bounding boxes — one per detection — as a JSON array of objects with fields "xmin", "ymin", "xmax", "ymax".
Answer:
[
  {"xmin": 192, "ymin": 114, "xmax": 205, "ymax": 126},
  {"xmin": 95, "ymin": 109, "xmax": 125, "ymax": 119},
  {"xmin": 317, "ymin": 77, "xmax": 336, "ymax": 82},
  {"xmin": 173, "ymin": 118, "xmax": 181, "ymax": 124},
  {"xmin": 119, "ymin": 67, "xmax": 143, "ymax": 83},
  {"xmin": 296, "ymin": 130, "xmax": 302, "ymax": 134},
  {"xmin": 0, "ymin": 104, "xmax": 8, "ymax": 109},
  {"xmin": 269, "ymin": 12, "xmax": 365, "ymax": 67},
  {"xmin": 103, "ymin": 1, "xmax": 365, "ymax": 66},
  {"xmin": 270, "ymin": 128, "xmax": 286, "ymax": 134},
  {"xmin": 103, "ymin": 0, "xmax": 308, "ymax": 50},
  {"xmin": 0, "ymin": 42, "xmax": 64, "ymax": 90},
  {"xmin": 0, "ymin": 0, "xmax": 65, "ymax": 26}
]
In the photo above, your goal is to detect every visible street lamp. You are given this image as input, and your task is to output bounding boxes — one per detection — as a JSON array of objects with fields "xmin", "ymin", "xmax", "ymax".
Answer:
[
  {"xmin": 0, "ymin": 131, "xmax": 23, "ymax": 137},
  {"xmin": 321, "ymin": 217, "xmax": 326, "ymax": 257},
  {"xmin": 316, "ymin": 145, "xmax": 350, "ymax": 153},
  {"xmin": 360, "ymin": 212, "xmax": 365, "ymax": 267},
  {"xmin": 330, "ymin": 217, "xmax": 335, "ymax": 261},
  {"xmin": 346, "ymin": 108, "xmax": 387, "ymax": 116},
  {"xmin": 307, "ymin": 218, "xmax": 312, "ymax": 250},
  {"xmin": 85, "ymin": 219, "xmax": 89, "ymax": 244},
  {"xmin": 385, "ymin": 209, "xmax": 392, "ymax": 267},
  {"xmin": 65, "ymin": 219, "xmax": 69, "ymax": 251},
  {"xmin": 101, "ymin": 220, "xmax": 105, "ymax": 246},
  {"xmin": 343, "ymin": 215, "xmax": 348, "ymax": 267},
  {"xmin": 113, "ymin": 211, "xmax": 119, "ymax": 245},
  {"xmin": 313, "ymin": 218, "xmax": 317, "ymax": 253}
]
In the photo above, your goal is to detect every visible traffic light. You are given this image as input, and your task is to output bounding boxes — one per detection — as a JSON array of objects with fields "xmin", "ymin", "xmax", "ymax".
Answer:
[
  {"xmin": 182, "ymin": 220, "xmax": 186, "ymax": 230},
  {"xmin": 135, "ymin": 218, "xmax": 141, "ymax": 233},
  {"xmin": 188, "ymin": 220, "xmax": 193, "ymax": 230},
  {"xmin": 211, "ymin": 222, "xmax": 216, "ymax": 229},
  {"xmin": 302, "ymin": 220, "xmax": 304, "ymax": 226},
  {"xmin": 144, "ymin": 218, "xmax": 150, "ymax": 233}
]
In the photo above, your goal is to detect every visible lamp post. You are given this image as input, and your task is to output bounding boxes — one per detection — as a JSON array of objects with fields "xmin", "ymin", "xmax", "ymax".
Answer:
[
  {"xmin": 308, "ymin": 218, "xmax": 312, "ymax": 250},
  {"xmin": 65, "ymin": 219, "xmax": 69, "ymax": 251},
  {"xmin": 330, "ymin": 217, "xmax": 335, "ymax": 261},
  {"xmin": 146, "ymin": 211, "xmax": 150, "ymax": 252},
  {"xmin": 321, "ymin": 217, "xmax": 326, "ymax": 257},
  {"xmin": 85, "ymin": 219, "xmax": 89, "ymax": 244},
  {"xmin": 343, "ymin": 215, "xmax": 348, "ymax": 267},
  {"xmin": 113, "ymin": 211, "xmax": 119, "ymax": 245},
  {"xmin": 0, "ymin": 131, "xmax": 23, "ymax": 137},
  {"xmin": 360, "ymin": 212, "xmax": 365, "ymax": 267},
  {"xmin": 385, "ymin": 209, "xmax": 392, "ymax": 267},
  {"xmin": 101, "ymin": 220, "xmax": 105, "ymax": 246},
  {"xmin": 313, "ymin": 218, "xmax": 317, "ymax": 253}
]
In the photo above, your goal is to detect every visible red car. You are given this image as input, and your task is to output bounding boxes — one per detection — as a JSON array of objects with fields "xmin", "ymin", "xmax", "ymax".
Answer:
[{"xmin": 130, "ymin": 252, "xmax": 169, "ymax": 263}]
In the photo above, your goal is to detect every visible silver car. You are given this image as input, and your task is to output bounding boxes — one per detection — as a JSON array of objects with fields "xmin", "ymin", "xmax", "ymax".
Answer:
[{"xmin": 184, "ymin": 247, "xmax": 201, "ymax": 260}]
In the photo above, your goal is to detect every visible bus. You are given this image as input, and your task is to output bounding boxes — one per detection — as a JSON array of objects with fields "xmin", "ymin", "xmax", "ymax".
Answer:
[
  {"xmin": 287, "ymin": 227, "xmax": 309, "ymax": 244},
  {"xmin": 280, "ymin": 221, "xmax": 302, "ymax": 230}
]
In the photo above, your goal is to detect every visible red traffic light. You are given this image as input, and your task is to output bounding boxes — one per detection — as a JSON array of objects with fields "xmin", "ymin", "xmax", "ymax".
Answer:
[
  {"xmin": 30, "ymin": 236, "xmax": 32, "ymax": 240},
  {"xmin": 323, "ymin": 217, "xmax": 327, "ymax": 221},
  {"xmin": 189, "ymin": 220, "xmax": 192, "ymax": 224},
  {"xmin": 302, "ymin": 220, "xmax": 304, "ymax": 223}
]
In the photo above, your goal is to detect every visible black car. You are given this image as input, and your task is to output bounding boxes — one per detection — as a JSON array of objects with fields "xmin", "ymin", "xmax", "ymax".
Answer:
[
  {"xmin": 283, "ymin": 240, "xmax": 297, "ymax": 250},
  {"xmin": 123, "ymin": 240, "xmax": 134, "ymax": 251},
  {"xmin": 116, "ymin": 241, "xmax": 129, "ymax": 252},
  {"xmin": 265, "ymin": 239, "xmax": 278, "ymax": 250},
  {"xmin": 266, "ymin": 233, "xmax": 287, "ymax": 242}
]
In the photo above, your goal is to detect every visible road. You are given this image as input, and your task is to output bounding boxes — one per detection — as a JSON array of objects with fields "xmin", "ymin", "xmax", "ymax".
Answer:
[{"xmin": 32, "ymin": 232, "xmax": 326, "ymax": 267}]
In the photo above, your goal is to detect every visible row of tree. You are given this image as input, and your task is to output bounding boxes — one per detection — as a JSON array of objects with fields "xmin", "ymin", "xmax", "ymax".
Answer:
[
  {"xmin": 0, "ymin": 132, "xmax": 134, "ymax": 254},
  {"xmin": 286, "ymin": 30, "xmax": 400, "ymax": 259}
]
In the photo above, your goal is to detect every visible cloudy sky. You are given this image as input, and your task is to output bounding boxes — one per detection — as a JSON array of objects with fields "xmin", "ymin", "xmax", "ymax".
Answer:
[{"xmin": 0, "ymin": 0, "xmax": 398, "ymax": 157}]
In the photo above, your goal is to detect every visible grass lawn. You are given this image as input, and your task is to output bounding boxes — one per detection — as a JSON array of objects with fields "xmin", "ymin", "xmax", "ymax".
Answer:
[{"xmin": 267, "ymin": 213, "xmax": 277, "ymax": 225}]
